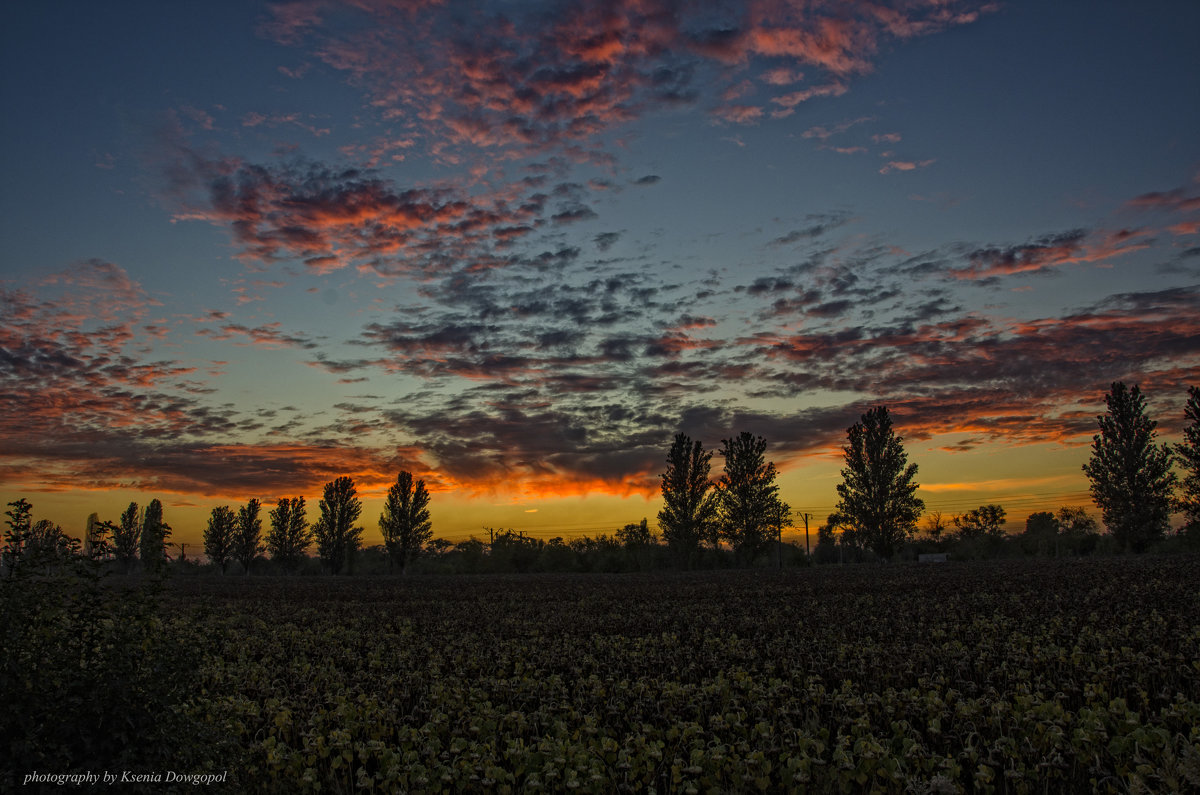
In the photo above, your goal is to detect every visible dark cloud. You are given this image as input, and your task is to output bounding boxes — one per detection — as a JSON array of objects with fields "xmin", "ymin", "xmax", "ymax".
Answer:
[
  {"xmin": 594, "ymin": 231, "xmax": 621, "ymax": 251},
  {"xmin": 949, "ymin": 228, "xmax": 1149, "ymax": 280},
  {"xmin": 551, "ymin": 206, "xmax": 599, "ymax": 224},
  {"xmin": 770, "ymin": 213, "xmax": 850, "ymax": 245}
]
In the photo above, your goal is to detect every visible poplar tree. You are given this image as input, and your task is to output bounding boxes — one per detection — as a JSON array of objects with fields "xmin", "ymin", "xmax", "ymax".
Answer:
[
  {"xmin": 233, "ymin": 498, "xmax": 264, "ymax": 575},
  {"xmin": 267, "ymin": 497, "xmax": 313, "ymax": 571},
  {"xmin": 835, "ymin": 406, "xmax": 924, "ymax": 561},
  {"xmin": 2, "ymin": 498, "xmax": 34, "ymax": 577},
  {"xmin": 314, "ymin": 477, "xmax": 363, "ymax": 574},
  {"xmin": 717, "ymin": 431, "xmax": 790, "ymax": 560},
  {"xmin": 657, "ymin": 433, "xmax": 719, "ymax": 565},
  {"xmin": 139, "ymin": 499, "xmax": 171, "ymax": 573},
  {"xmin": 1082, "ymin": 382, "xmax": 1175, "ymax": 552},
  {"xmin": 203, "ymin": 505, "xmax": 235, "ymax": 575},
  {"xmin": 1175, "ymin": 385, "xmax": 1200, "ymax": 534},
  {"xmin": 379, "ymin": 471, "xmax": 433, "ymax": 574},
  {"xmin": 83, "ymin": 512, "xmax": 106, "ymax": 560},
  {"xmin": 113, "ymin": 502, "xmax": 142, "ymax": 574}
]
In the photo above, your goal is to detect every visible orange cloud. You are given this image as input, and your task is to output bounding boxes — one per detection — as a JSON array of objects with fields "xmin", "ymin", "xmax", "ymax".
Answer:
[{"xmin": 949, "ymin": 227, "xmax": 1150, "ymax": 279}]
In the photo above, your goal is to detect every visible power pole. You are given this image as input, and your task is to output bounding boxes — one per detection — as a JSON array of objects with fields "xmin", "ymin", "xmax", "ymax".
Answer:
[{"xmin": 802, "ymin": 513, "xmax": 812, "ymax": 558}]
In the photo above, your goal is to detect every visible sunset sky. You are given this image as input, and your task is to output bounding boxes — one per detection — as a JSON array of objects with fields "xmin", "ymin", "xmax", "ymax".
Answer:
[{"xmin": 3, "ymin": 1, "xmax": 1199, "ymax": 549}]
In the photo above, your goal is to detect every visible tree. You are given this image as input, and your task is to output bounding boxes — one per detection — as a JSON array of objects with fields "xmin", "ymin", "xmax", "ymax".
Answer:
[
  {"xmin": 657, "ymin": 433, "xmax": 719, "ymax": 565},
  {"xmin": 2, "ymin": 500, "xmax": 81, "ymax": 577},
  {"xmin": 1175, "ymin": 386, "xmax": 1200, "ymax": 534},
  {"xmin": 1020, "ymin": 511, "xmax": 1059, "ymax": 555},
  {"xmin": 233, "ymin": 498, "xmax": 264, "ymax": 575},
  {"xmin": 834, "ymin": 406, "xmax": 925, "ymax": 561},
  {"xmin": 814, "ymin": 514, "xmax": 843, "ymax": 565},
  {"xmin": 378, "ymin": 471, "xmax": 433, "ymax": 574},
  {"xmin": 314, "ymin": 476, "xmax": 363, "ymax": 574},
  {"xmin": 1082, "ymin": 382, "xmax": 1176, "ymax": 552},
  {"xmin": 84, "ymin": 513, "xmax": 112, "ymax": 562},
  {"xmin": 139, "ymin": 499, "xmax": 171, "ymax": 574},
  {"xmin": 113, "ymin": 502, "xmax": 142, "ymax": 574},
  {"xmin": 1056, "ymin": 506, "xmax": 1099, "ymax": 555},
  {"xmin": 1024, "ymin": 511, "xmax": 1058, "ymax": 536},
  {"xmin": 953, "ymin": 505, "xmax": 1007, "ymax": 539},
  {"xmin": 616, "ymin": 518, "xmax": 654, "ymax": 549},
  {"xmin": 2, "ymin": 498, "xmax": 34, "ymax": 577},
  {"xmin": 923, "ymin": 510, "xmax": 948, "ymax": 541},
  {"xmin": 83, "ymin": 513, "xmax": 106, "ymax": 560},
  {"xmin": 203, "ymin": 505, "xmax": 236, "ymax": 574},
  {"xmin": 267, "ymin": 497, "xmax": 313, "ymax": 571},
  {"xmin": 717, "ymin": 432, "xmax": 791, "ymax": 560}
]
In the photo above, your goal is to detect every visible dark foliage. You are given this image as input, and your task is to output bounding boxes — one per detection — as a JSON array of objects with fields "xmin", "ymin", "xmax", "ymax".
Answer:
[
  {"xmin": 266, "ymin": 497, "xmax": 313, "ymax": 572},
  {"xmin": 233, "ymin": 498, "xmax": 264, "ymax": 575},
  {"xmin": 204, "ymin": 505, "xmax": 236, "ymax": 575},
  {"xmin": 113, "ymin": 502, "xmax": 141, "ymax": 574},
  {"xmin": 379, "ymin": 471, "xmax": 433, "ymax": 573},
  {"xmin": 716, "ymin": 432, "xmax": 790, "ymax": 561},
  {"xmin": 1176, "ymin": 385, "xmax": 1200, "ymax": 534},
  {"xmin": 314, "ymin": 476, "xmax": 364, "ymax": 574},
  {"xmin": 657, "ymin": 433, "xmax": 719, "ymax": 565},
  {"xmin": 835, "ymin": 406, "xmax": 924, "ymax": 560},
  {"xmin": 1, "ymin": 501, "xmax": 230, "ymax": 788},
  {"xmin": 139, "ymin": 499, "xmax": 171, "ymax": 574},
  {"xmin": 1082, "ymin": 382, "xmax": 1175, "ymax": 552}
]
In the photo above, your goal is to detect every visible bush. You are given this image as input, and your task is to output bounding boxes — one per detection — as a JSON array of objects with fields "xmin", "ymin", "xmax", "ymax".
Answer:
[{"xmin": 0, "ymin": 570, "xmax": 233, "ymax": 786}]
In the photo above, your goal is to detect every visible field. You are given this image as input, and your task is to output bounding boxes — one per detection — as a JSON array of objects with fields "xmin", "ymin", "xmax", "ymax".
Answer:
[{"xmin": 161, "ymin": 557, "xmax": 1200, "ymax": 793}]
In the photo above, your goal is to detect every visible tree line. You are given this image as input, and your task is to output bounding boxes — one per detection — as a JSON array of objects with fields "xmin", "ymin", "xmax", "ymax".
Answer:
[{"xmin": 3, "ymin": 382, "xmax": 1198, "ymax": 577}]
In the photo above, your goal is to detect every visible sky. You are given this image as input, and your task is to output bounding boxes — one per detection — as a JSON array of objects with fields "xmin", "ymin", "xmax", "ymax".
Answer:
[{"xmin": 2, "ymin": 0, "xmax": 1199, "ymax": 549}]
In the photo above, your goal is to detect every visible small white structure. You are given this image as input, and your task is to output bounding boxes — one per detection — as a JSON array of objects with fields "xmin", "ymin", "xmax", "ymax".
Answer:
[{"xmin": 918, "ymin": 553, "xmax": 949, "ymax": 563}]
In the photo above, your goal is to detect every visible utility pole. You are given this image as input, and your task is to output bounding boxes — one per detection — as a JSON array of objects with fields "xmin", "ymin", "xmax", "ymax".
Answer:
[{"xmin": 802, "ymin": 513, "xmax": 812, "ymax": 558}]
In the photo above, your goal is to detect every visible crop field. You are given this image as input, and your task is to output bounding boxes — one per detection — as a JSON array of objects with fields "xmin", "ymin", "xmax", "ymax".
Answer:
[{"xmin": 164, "ymin": 557, "xmax": 1200, "ymax": 793}]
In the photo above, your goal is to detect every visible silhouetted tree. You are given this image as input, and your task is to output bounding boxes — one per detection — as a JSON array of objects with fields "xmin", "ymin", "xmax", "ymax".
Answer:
[
  {"xmin": 1175, "ymin": 385, "xmax": 1200, "ymax": 534},
  {"xmin": 379, "ymin": 471, "xmax": 432, "ymax": 574},
  {"xmin": 657, "ymin": 433, "xmax": 719, "ymax": 565},
  {"xmin": 923, "ymin": 510, "xmax": 948, "ymax": 541},
  {"xmin": 1020, "ymin": 511, "xmax": 1059, "ymax": 555},
  {"xmin": 113, "ymin": 502, "xmax": 142, "ymax": 574},
  {"xmin": 954, "ymin": 505, "xmax": 1007, "ymax": 539},
  {"xmin": 267, "ymin": 497, "xmax": 312, "ymax": 571},
  {"xmin": 813, "ymin": 515, "xmax": 841, "ymax": 565},
  {"xmin": 139, "ymin": 499, "xmax": 171, "ymax": 574},
  {"xmin": 835, "ymin": 406, "xmax": 924, "ymax": 561},
  {"xmin": 1055, "ymin": 506, "xmax": 1099, "ymax": 555},
  {"xmin": 314, "ymin": 476, "xmax": 363, "ymax": 574},
  {"xmin": 616, "ymin": 518, "xmax": 656, "ymax": 570},
  {"xmin": 83, "ymin": 512, "xmax": 104, "ymax": 560},
  {"xmin": 26, "ymin": 520, "xmax": 79, "ymax": 575},
  {"xmin": 203, "ymin": 505, "xmax": 235, "ymax": 574},
  {"xmin": 233, "ymin": 498, "xmax": 264, "ymax": 575},
  {"xmin": 2, "ymin": 498, "xmax": 34, "ymax": 577},
  {"xmin": 1082, "ymin": 382, "xmax": 1175, "ymax": 552},
  {"xmin": 717, "ymin": 432, "xmax": 790, "ymax": 560},
  {"xmin": 1024, "ymin": 511, "xmax": 1057, "ymax": 536},
  {"xmin": 84, "ymin": 513, "xmax": 112, "ymax": 562},
  {"xmin": 616, "ymin": 518, "xmax": 654, "ymax": 548},
  {"xmin": 1, "ymin": 500, "xmax": 82, "ymax": 577}
]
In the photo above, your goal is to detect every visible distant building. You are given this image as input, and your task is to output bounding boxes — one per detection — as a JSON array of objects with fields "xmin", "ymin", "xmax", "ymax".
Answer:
[{"xmin": 918, "ymin": 553, "xmax": 949, "ymax": 563}]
